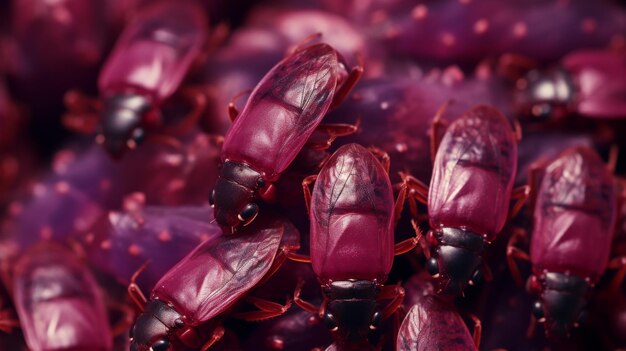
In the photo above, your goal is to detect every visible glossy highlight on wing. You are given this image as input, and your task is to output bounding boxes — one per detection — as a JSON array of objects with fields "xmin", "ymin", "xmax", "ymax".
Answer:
[
  {"xmin": 540, "ymin": 148, "xmax": 615, "ymax": 224},
  {"xmin": 435, "ymin": 107, "xmax": 515, "ymax": 211},
  {"xmin": 152, "ymin": 218, "xmax": 286, "ymax": 323}
]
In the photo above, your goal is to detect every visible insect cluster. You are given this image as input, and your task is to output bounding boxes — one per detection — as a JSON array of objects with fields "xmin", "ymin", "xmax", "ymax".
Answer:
[{"xmin": 0, "ymin": 0, "xmax": 625, "ymax": 350}]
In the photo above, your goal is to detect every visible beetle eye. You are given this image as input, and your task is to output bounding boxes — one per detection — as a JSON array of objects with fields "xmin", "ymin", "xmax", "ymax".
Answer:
[
  {"xmin": 426, "ymin": 257, "xmax": 439, "ymax": 277},
  {"xmin": 322, "ymin": 311, "xmax": 338, "ymax": 332},
  {"xmin": 209, "ymin": 189, "xmax": 216, "ymax": 207},
  {"xmin": 151, "ymin": 339, "xmax": 171, "ymax": 351},
  {"xmin": 238, "ymin": 203, "xmax": 259, "ymax": 226},
  {"xmin": 132, "ymin": 127, "xmax": 145, "ymax": 144},
  {"xmin": 532, "ymin": 300, "xmax": 544, "ymax": 320},
  {"xmin": 370, "ymin": 310, "xmax": 382, "ymax": 330},
  {"xmin": 256, "ymin": 178, "xmax": 265, "ymax": 188}
]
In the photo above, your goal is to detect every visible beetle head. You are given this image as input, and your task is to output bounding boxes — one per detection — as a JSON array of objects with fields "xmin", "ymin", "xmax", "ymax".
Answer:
[
  {"xmin": 514, "ymin": 68, "xmax": 574, "ymax": 120},
  {"xmin": 323, "ymin": 280, "xmax": 380, "ymax": 347},
  {"xmin": 210, "ymin": 161, "xmax": 264, "ymax": 234},
  {"xmin": 531, "ymin": 272, "xmax": 589, "ymax": 337},
  {"xmin": 426, "ymin": 227, "xmax": 485, "ymax": 296},
  {"xmin": 130, "ymin": 300, "xmax": 185, "ymax": 351},
  {"xmin": 99, "ymin": 94, "xmax": 150, "ymax": 158}
]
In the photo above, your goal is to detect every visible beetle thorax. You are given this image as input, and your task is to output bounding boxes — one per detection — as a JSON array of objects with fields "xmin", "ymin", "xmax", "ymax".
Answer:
[
  {"xmin": 322, "ymin": 280, "xmax": 381, "ymax": 345},
  {"xmin": 426, "ymin": 227, "xmax": 487, "ymax": 295}
]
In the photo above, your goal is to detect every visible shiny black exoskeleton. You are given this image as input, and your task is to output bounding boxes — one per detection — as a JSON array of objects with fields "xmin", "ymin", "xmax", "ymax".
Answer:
[
  {"xmin": 515, "ymin": 68, "xmax": 576, "ymax": 120},
  {"xmin": 426, "ymin": 227, "xmax": 487, "ymax": 295},
  {"xmin": 209, "ymin": 160, "xmax": 263, "ymax": 234},
  {"xmin": 99, "ymin": 93, "xmax": 150, "ymax": 157},
  {"xmin": 529, "ymin": 272, "xmax": 590, "ymax": 337},
  {"xmin": 321, "ymin": 280, "xmax": 383, "ymax": 351}
]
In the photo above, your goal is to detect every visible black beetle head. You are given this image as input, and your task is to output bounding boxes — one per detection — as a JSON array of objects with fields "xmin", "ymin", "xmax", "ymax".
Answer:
[
  {"xmin": 130, "ymin": 300, "xmax": 183, "ymax": 351},
  {"xmin": 514, "ymin": 68, "xmax": 573, "ymax": 120},
  {"xmin": 99, "ymin": 94, "xmax": 150, "ymax": 158},
  {"xmin": 211, "ymin": 161, "xmax": 264, "ymax": 234}
]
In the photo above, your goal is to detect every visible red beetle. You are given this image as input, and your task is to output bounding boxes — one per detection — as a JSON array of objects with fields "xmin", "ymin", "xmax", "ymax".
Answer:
[
  {"xmin": 64, "ymin": 0, "xmax": 208, "ymax": 157},
  {"xmin": 292, "ymin": 144, "xmax": 417, "ymax": 350},
  {"xmin": 397, "ymin": 273, "xmax": 479, "ymax": 351},
  {"xmin": 128, "ymin": 215, "xmax": 300, "ymax": 351},
  {"xmin": 9, "ymin": 242, "xmax": 114, "ymax": 351},
  {"xmin": 401, "ymin": 105, "xmax": 528, "ymax": 295},
  {"xmin": 210, "ymin": 41, "xmax": 362, "ymax": 234},
  {"xmin": 513, "ymin": 50, "xmax": 626, "ymax": 120},
  {"xmin": 508, "ymin": 146, "xmax": 626, "ymax": 336}
]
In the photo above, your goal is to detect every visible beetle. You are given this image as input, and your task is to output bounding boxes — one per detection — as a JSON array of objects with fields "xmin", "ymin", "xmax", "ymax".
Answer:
[
  {"xmin": 63, "ymin": 0, "xmax": 208, "ymax": 157},
  {"xmin": 397, "ymin": 273, "xmax": 480, "ymax": 351},
  {"xmin": 513, "ymin": 50, "xmax": 626, "ymax": 120},
  {"xmin": 292, "ymin": 144, "xmax": 418, "ymax": 350},
  {"xmin": 210, "ymin": 40, "xmax": 363, "ymax": 234},
  {"xmin": 507, "ymin": 146, "xmax": 626, "ymax": 336},
  {"xmin": 400, "ymin": 105, "xmax": 528, "ymax": 295},
  {"xmin": 9, "ymin": 242, "xmax": 114, "ymax": 351},
  {"xmin": 128, "ymin": 215, "xmax": 301, "ymax": 351}
]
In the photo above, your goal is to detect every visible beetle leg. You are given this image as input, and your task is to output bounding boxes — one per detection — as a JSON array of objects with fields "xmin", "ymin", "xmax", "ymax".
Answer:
[
  {"xmin": 430, "ymin": 101, "xmax": 451, "ymax": 163},
  {"xmin": 508, "ymin": 185, "xmax": 530, "ymax": 220},
  {"xmin": 259, "ymin": 183, "xmax": 277, "ymax": 203},
  {"xmin": 607, "ymin": 256, "xmax": 626, "ymax": 295},
  {"xmin": 302, "ymin": 174, "xmax": 318, "ymax": 215},
  {"xmin": 288, "ymin": 32, "xmax": 323, "ymax": 55},
  {"xmin": 62, "ymin": 90, "xmax": 101, "ymax": 134},
  {"xmin": 513, "ymin": 118, "xmax": 523, "ymax": 142},
  {"xmin": 199, "ymin": 326, "xmax": 225, "ymax": 351},
  {"xmin": 394, "ymin": 222, "xmax": 424, "ymax": 256},
  {"xmin": 496, "ymin": 53, "xmax": 538, "ymax": 81},
  {"xmin": 308, "ymin": 120, "xmax": 360, "ymax": 151},
  {"xmin": 367, "ymin": 146, "xmax": 390, "ymax": 174},
  {"xmin": 161, "ymin": 86, "xmax": 207, "ymax": 137},
  {"xmin": 468, "ymin": 313, "xmax": 482, "ymax": 349},
  {"xmin": 0, "ymin": 309, "xmax": 20, "ymax": 333},
  {"xmin": 607, "ymin": 144, "xmax": 619, "ymax": 174},
  {"xmin": 108, "ymin": 302, "xmax": 136, "ymax": 336},
  {"xmin": 227, "ymin": 89, "xmax": 253, "ymax": 122},
  {"xmin": 292, "ymin": 280, "xmax": 320, "ymax": 314},
  {"xmin": 399, "ymin": 172, "xmax": 429, "ymax": 205},
  {"xmin": 378, "ymin": 284, "xmax": 405, "ymax": 320},
  {"xmin": 234, "ymin": 295, "xmax": 293, "ymax": 321},
  {"xmin": 286, "ymin": 252, "xmax": 312, "ymax": 263},
  {"xmin": 330, "ymin": 64, "xmax": 364, "ymax": 108},
  {"xmin": 506, "ymin": 229, "xmax": 530, "ymax": 287},
  {"xmin": 127, "ymin": 261, "xmax": 150, "ymax": 312}
]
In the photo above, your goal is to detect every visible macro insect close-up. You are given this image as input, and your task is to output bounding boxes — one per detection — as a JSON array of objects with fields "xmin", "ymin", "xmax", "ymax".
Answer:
[{"xmin": 0, "ymin": 0, "xmax": 626, "ymax": 350}]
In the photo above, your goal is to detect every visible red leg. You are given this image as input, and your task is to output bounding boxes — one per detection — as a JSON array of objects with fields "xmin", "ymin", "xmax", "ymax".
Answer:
[
  {"xmin": 508, "ymin": 185, "xmax": 530, "ymax": 220},
  {"xmin": 399, "ymin": 172, "xmax": 429, "ymax": 205},
  {"xmin": 200, "ymin": 326, "xmax": 225, "ymax": 351},
  {"xmin": 506, "ymin": 229, "xmax": 530, "ymax": 287},
  {"xmin": 513, "ymin": 118, "xmax": 523, "ymax": 142},
  {"xmin": 307, "ymin": 119, "xmax": 360, "ymax": 151},
  {"xmin": 161, "ymin": 87, "xmax": 207, "ymax": 136},
  {"xmin": 62, "ymin": 90, "xmax": 101, "ymax": 134},
  {"xmin": 394, "ymin": 222, "xmax": 423, "ymax": 256},
  {"xmin": 393, "ymin": 177, "xmax": 409, "ymax": 224},
  {"xmin": 496, "ymin": 53, "xmax": 538, "ymax": 81},
  {"xmin": 607, "ymin": 144, "xmax": 619, "ymax": 174},
  {"xmin": 302, "ymin": 174, "xmax": 318, "ymax": 215},
  {"xmin": 128, "ymin": 261, "xmax": 150, "ymax": 312},
  {"xmin": 607, "ymin": 256, "xmax": 626, "ymax": 295},
  {"xmin": 330, "ymin": 64, "xmax": 364, "ymax": 108},
  {"xmin": 378, "ymin": 284, "xmax": 405, "ymax": 320},
  {"xmin": 430, "ymin": 101, "xmax": 451, "ymax": 163},
  {"xmin": 234, "ymin": 295, "xmax": 293, "ymax": 321},
  {"xmin": 286, "ymin": 252, "xmax": 312, "ymax": 263},
  {"xmin": 0, "ymin": 310, "xmax": 20, "ymax": 333},
  {"xmin": 293, "ymin": 280, "xmax": 320, "ymax": 314},
  {"xmin": 367, "ymin": 146, "xmax": 390, "ymax": 174},
  {"xmin": 468, "ymin": 313, "xmax": 482, "ymax": 349},
  {"xmin": 227, "ymin": 89, "xmax": 253, "ymax": 122},
  {"xmin": 289, "ymin": 33, "xmax": 322, "ymax": 55},
  {"xmin": 109, "ymin": 302, "xmax": 136, "ymax": 336}
]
